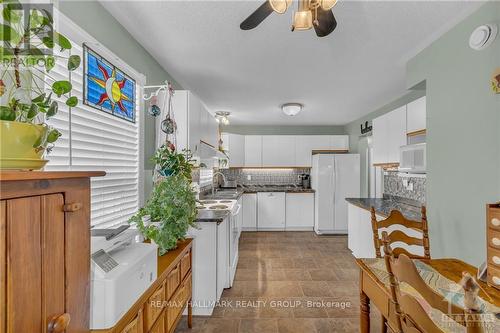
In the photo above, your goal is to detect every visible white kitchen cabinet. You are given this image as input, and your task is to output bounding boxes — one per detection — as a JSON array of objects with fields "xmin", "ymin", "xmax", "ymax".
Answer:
[
  {"xmin": 199, "ymin": 104, "xmax": 219, "ymax": 148},
  {"xmin": 242, "ymin": 193, "xmax": 257, "ymax": 231},
  {"xmin": 406, "ymin": 96, "xmax": 426, "ymax": 133},
  {"xmin": 372, "ymin": 106, "xmax": 407, "ymax": 164},
  {"xmin": 225, "ymin": 133, "xmax": 245, "ymax": 167},
  {"xmin": 257, "ymin": 192, "xmax": 286, "ymax": 230},
  {"xmin": 216, "ymin": 217, "xmax": 229, "ymax": 300},
  {"xmin": 262, "ymin": 136, "xmax": 296, "ymax": 167},
  {"xmin": 244, "ymin": 136, "xmax": 262, "ymax": 167},
  {"xmin": 295, "ymin": 136, "xmax": 330, "ymax": 167},
  {"xmin": 329, "ymin": 135, "xmax": 349, "ymax": 150},
  {"xmin": 285, "ymin": 193, "xmax": 314, "ymax": 230}
]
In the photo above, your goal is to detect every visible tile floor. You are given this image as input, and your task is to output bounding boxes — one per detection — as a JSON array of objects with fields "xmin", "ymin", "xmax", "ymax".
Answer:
[{"xmin": 175, "ymin": 232, "xmax": 382, "ymax": 333}]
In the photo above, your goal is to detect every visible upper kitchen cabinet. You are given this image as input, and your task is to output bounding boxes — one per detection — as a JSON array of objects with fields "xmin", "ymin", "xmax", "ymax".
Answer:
[
  {"xmin": 262, "ymin": 136, "xmax": 296, "ymax": 167},
  {"xmin": 173, "ymin": 90, "xmax": 219, "ymax": 154},
  {"xmin": 372, "ymin": 106, "xmax": 407, "ymax": 165},
  {"xmin": 244, "ymin": 136, "xmax": 263, "ymax": 167},
  {"xmin": 406, "ymin": 96, "xmax": 426, "ymax": 134},
  {"xmin": 224, "ymin": 133, "xmax": 245, "ymax": 167},
  {"xmin": 295, "ymin": 136, "xmax": 330, "ymax": 167},
  {"xmin": 329, "ymin": 135, "xmax": 349, "ymax": 151}
]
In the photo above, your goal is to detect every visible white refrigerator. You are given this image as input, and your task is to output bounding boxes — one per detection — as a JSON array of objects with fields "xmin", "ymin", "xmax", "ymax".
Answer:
[{"xmin": 312, "ymin": 154, "xmax": 360, "ymax": 234}]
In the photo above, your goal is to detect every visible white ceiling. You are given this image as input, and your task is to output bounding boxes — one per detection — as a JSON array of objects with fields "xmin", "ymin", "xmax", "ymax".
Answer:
[{"xmin": 101, "ymin": 0, "xmax": 482, "ymax": 126}]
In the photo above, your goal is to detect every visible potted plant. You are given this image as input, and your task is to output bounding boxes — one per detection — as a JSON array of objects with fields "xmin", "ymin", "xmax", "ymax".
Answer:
[
  {"xmin": 151, "ymin": 141, "xmax": 194, "ymax": 180},
  {"xmin": 0, "ymin": 2, "xmax": 81, "ymax": 169},
  {"xmin": 128, "ymin": 174, "xmax": 198, "ymax": 255}
]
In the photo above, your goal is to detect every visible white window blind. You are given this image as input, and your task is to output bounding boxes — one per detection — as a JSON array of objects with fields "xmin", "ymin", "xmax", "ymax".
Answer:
[{"xmin": 45, "ymin": 42, "xmax": 141, "ymax": 229}]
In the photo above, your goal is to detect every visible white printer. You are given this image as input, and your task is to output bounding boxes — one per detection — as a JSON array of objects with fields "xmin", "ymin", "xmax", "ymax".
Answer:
[{"xmin": 90, "ymin": 225, "xmax": 158, "ymax": 329}]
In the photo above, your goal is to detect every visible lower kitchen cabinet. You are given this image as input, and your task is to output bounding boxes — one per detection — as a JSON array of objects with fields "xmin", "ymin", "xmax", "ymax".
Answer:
[
  {"xmin": 285, "ymin": 193, "xmax": 315, "ymax": 230},
  {"xmin": 257, "ymin": 192, "xmax": 286, "ymax": 230},
  {"xmin": 242, "ymin": 193, "xmax": 257, "ymax": 230},
  {"xmin": 91, "ymin": 240, "xmax": 193, "ymax": 333}
]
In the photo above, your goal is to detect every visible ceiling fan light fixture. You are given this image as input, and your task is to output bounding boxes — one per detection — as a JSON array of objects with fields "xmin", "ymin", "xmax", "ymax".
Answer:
[
  {"xmin": 293, "ymin": 11, "xmax": 313, "ymax": 30},
  {"xmin": 320, "ymin": 0, "xmax": 338, "ymax": 10},
  {"xmin": 269, "ymin": 0, "xmax": 292, "ymax": 14},
  {"xmin": 282, "ymin": 103, "xmax": 303, "ymax": 116}
]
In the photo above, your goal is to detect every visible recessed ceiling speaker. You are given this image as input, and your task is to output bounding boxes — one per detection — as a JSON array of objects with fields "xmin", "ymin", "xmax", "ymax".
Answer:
[{"xmin": 469, "ymin": 24, "xmax": 498, "ymax": 50}]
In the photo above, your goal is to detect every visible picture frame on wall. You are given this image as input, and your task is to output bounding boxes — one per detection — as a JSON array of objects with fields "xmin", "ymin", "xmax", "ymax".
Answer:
[{"xmin": 83, "ymin": 44, "xmax": 136, "ymax": 122}]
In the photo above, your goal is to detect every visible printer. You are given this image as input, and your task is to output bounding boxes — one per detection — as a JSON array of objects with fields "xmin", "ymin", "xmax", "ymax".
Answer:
[{"xmin": 90, "ymin": 225, "xmax": 158, "ymax": 329}]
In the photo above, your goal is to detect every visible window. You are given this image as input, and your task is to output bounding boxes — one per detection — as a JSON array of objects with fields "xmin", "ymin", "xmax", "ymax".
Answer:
[{"xmin": 45, "ymin": 19, "xmax": 144, "ymax": 228}]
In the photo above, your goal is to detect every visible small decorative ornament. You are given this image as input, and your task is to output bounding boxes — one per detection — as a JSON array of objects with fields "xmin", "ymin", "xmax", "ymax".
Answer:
[
  {"xmin": 161, "ymin": 116, "xmax": 177, "ymax": 134},
  {"xmin": 491, "ymin": 68, "xmax": 500, "ymax": 94},
  {"xmin": 148, "ymin": 96, "xmax": 161, "ymax": 117}
]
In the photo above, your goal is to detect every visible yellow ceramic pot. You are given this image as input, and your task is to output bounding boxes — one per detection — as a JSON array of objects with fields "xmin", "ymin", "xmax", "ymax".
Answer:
[{"xmin": 0, "ymin": 120, "xmax": 48, "ymax": 170}]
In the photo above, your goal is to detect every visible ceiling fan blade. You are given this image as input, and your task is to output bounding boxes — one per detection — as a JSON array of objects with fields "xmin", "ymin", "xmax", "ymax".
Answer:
[
  {"xmin": 240, "ymin": 1, "xmax": 274, "ymax": 30},
  {"xmin": 314, "ymin": 9, "xmax": 337, "ymax": 37}
]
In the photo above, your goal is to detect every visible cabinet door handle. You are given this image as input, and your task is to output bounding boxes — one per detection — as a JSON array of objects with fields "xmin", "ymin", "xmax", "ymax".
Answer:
[
  {"xmin": 63, "ymin": 202, "xmax": 82, "ymax": 212},
  {"xmin": 48, "ymin": 313, "xmax": 71, "ymax": 333}
]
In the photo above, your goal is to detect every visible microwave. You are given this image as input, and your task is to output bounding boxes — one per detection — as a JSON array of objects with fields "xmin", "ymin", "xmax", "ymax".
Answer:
[{"xmin": 399, "ymin": 143, "xmax": 426, "ymax": 173}]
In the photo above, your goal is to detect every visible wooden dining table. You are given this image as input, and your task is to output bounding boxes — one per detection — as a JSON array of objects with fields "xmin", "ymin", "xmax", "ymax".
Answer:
[{"xmin": 356, "ymin": 258, "xmax": 500, "ymax": 333}]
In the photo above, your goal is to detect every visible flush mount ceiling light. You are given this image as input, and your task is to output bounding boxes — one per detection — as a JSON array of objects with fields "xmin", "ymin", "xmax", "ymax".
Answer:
[
  {"xmin": 281, "ymin": 103, "xmax": 303, "ymax": 116},
  {"xmin": 469, "ymin": 24, "xmax": 498, "ymax": 50},
  {"xmin": 241, "ymin": 0, "xmax": 338, "ymax": 38},
  {"xmin": 215, "ymin": 111, "xmax": 230, "ymax": 125}
]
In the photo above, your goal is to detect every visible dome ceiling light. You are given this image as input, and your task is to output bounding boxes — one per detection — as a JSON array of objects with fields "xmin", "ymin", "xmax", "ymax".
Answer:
[
  {"xmin": 282, "ymin": 103, "xmax": 303, "ymax": 116},
  {"xmin": 215, "ymin": 111, "xmax": 231, "ymax": 125}
]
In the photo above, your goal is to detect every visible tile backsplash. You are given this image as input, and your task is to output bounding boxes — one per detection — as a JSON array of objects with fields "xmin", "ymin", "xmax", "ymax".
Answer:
[
  {"xmin": 221, "ymin": 168, "xmax": 310, "ymax": 186},
  {"xmin": 384, "ymin": 171, "xmax": 426, "ymax": 203}
]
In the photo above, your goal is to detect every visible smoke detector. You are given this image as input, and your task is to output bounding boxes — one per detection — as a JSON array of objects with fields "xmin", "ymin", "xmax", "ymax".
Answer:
[{"xmin": 469, "ymin": 24, "xmax": 497, "ymax": 50}]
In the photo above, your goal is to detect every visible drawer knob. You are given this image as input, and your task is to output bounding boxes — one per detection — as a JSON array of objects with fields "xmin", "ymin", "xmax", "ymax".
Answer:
[
  {"xmin": 48, "ymin": 313, "xmax": 71, "ymax": 333},
  {"xmin": 492, "ymin": 276, "xmax": 500, "ymax": 286},
  {"xmin": 493, "ymin": 256, "xmax": 500, "ymax": 265},
  {"xmin": 492, "ymin": 238, "xmax": 500, "ymax": 246},
  {"xmin": 492, "ymin": 218, "xmax": 500, "ymax": 227}
]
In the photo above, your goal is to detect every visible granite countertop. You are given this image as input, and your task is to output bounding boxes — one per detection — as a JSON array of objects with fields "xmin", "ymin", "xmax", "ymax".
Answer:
[
  {"xmin": 239, "ymin": 185, "xmax": 315, "ymax": 194},
  {"xmin": 345, "ymin": 197, "xmax": 423, "ymax": 221}
]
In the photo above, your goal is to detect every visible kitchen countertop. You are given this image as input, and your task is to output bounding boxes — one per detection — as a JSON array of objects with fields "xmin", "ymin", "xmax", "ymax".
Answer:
[
  {"xmin": 195, "ymin": 209, "xmax": 230, "ymax": 223},
  {"xmin": 240, "ymin": 185, "xmax": 315, "ymax": 194},
  {"xmin": 345, "ymin": 197, "xmax": 423, "ymax": 221}
]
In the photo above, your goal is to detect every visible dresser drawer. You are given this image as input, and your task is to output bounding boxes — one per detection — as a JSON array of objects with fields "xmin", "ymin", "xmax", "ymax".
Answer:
[
  {"xmin": 488, "ymin": 229, "xmax": 500, "ymax": 250},
  {"xmin": 487, "ymin": 265, "xmax": 500, "ymax": 289},
  {"xmin": 144, "ymin": 282, "xmax": 165, "ymax": 331},
  {"xmin": 180, "ymin": 250, "xmax": 191, "ymax": 280},
  {"xmin": 488, "ymin": 207, "xmax": 500, "ymax": 231},
  {"xmin": 166, "ymin": 263, "xmax": 181, "ymax": 300},
  {"xmin": 487, "ymin": 246, "xmax": 500, "ymax": 269},
  {"xmin": 166, "ymin": 272, "xmax": 191, "ymax": 330}
]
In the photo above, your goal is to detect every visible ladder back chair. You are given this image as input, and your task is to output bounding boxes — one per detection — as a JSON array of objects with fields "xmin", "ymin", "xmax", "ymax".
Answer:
[
  {"xmin": 382, "ymin": 232, "xmax": 485, "ymax": 333},
  {"xmin": 371, "ymin": 206, "xmax": 430, "ymax": 259}
]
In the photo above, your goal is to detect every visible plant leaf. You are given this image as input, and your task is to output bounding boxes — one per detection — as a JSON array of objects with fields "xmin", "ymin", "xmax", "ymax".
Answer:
[
  {"xmin": 67, "ymin": 55, "xmax": 81, "ymax": 71},
  {"xmin": 45, "ymin": 56, "xmax": 55, "ymax": 72},
  {"xmin": 0, "ymin": 106, "xmax": 16, "ymax": 121},
  {"xmin": 53, "ymin": 32, "xmax": 71, "ymax": 50},
  {"xmin": 46, "ymin": 101, "xmax": 58, "ymax": 117},
  {"xmin": 42, "ymin": 36, "xmax": 54, "ymax": 48},
  {"xmin": 52, "ymin": 81, "xmax": 72, "ymax": 97},
  {"xmin": 27, "ymin": 104, "xmax": 38, "ymax": 119},
  {"xmin": 2, "ymin": 7, "xmax": 21, "ymax": 23},
  {"xmin": 46, "ymin": 129, "xmax": 61, "ymax": 143},
  {"xmin": 0, "ymin": 23, "xmax": 21, "ymax": 43},
  {"xmin": 32, "ymin": 93, "xmax": 46, "ymax": 103},
  {"xmin": 65, "ymin": 96, "xmax": 78, "ymax": 107}
]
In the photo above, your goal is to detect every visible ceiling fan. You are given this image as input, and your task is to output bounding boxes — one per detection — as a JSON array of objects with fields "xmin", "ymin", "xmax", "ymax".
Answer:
[{"xmin": 240, "ymin": 0, "xmax": 338, "ymax": 37}]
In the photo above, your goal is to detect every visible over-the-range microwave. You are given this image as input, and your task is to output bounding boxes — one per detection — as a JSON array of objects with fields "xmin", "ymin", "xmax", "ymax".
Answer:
[{"xmin": 399, "ymin": 143, "xmax": 426, "ymax": 173}]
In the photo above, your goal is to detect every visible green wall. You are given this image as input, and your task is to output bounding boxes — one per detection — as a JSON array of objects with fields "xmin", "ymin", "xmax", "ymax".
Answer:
[
  {"xmin": 225, "ymin": 125, "xmax": 346, "ymax": 135},
  {"xmin": 406, "ymin": 1, "xmax": 499, "ymax": 265},
  {"xmin": 58, "ymin": 1, "xmax": 181, "ymax": 199}
]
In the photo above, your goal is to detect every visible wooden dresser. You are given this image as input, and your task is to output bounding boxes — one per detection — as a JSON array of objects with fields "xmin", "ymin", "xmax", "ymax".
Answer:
[
  {"xmin": 487, "ymin": 202, "xmax": 500, "ymax": 289},
  {"xmin": 0, "ymin": 171, "xmax": 105, "ymax": 333},
  {"xmin": 91, "ymin": 239, "xmax": 193, "ymax": 333}
]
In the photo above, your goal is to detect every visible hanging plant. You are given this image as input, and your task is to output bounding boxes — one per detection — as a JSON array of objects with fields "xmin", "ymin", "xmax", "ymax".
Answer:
[{"xmin": 151, "ymin": 141, "xmax": 194, "ymax": 180}]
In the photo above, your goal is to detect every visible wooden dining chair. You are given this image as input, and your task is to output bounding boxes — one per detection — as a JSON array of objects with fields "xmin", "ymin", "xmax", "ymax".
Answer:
[
  {"xmin": 381, "ymin": 231, "xmax": 485, "ymax": 333},
  {"xmin": 371, "ymin": 206, "xmax": 430, "ymax": 259}
]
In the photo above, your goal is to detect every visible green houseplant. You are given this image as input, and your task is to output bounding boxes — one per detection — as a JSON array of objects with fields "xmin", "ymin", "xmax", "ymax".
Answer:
[
  {"xmin": 0, "ymin": 1, "xmax": 81, "ymax": 169},
  {"xmin": 128, "ymin": 174, "xmax": 198, "ymax": 255},
  {"xmin": 151, "ymin": 141, "xmax": 194, "ymax": 180}
]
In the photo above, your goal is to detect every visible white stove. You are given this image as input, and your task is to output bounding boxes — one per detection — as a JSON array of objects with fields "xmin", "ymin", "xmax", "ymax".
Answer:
[{"xmin": 197, "ymin": 199, "xmax": 239, "ymax": 214}]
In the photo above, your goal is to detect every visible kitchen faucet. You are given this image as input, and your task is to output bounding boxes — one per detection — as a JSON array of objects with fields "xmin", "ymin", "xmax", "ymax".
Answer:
[{"xmin": 212, "ymin": 171, "xmax": 227, "ymax": 196}]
